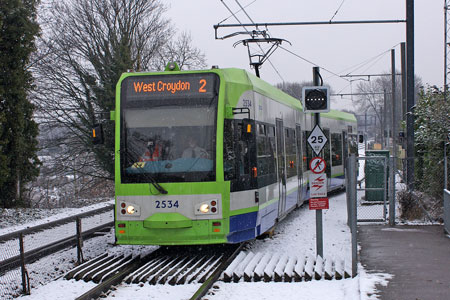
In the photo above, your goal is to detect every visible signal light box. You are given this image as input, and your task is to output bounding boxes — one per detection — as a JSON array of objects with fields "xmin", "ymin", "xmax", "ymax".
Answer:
[{"xmin": 302, "ymin": 86, "xmax": 330, "ymax": 113}]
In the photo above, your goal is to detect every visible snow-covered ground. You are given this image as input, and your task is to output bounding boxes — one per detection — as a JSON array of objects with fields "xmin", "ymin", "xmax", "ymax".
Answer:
[{"xmin": 9, "ymin": 191, "xmax": 391, "ymax": 300}]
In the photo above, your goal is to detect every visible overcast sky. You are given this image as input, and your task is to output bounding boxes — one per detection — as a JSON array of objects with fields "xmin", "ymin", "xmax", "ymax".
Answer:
[{"xmin": 164, "ymin": 0, "xmax": 444, "ymax": 110}]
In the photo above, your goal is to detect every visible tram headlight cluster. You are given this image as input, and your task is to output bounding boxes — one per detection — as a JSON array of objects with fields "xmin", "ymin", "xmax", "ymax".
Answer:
[
  {"xmin": 199, "ymin": 204, "xmax": 209, "ymax": 213},
  {"xmin": 195, "ymin": 199, "xmax": 218, "ymax": 215},
  {"xmin": 120, "ymin": 202, "xmax": 140, "ymax": 216}
]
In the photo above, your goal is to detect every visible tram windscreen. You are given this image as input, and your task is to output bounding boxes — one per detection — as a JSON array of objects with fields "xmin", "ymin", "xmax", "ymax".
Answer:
[{"xmin": 120, "ymin": 73, "xmax": 219, "ymax": 183}]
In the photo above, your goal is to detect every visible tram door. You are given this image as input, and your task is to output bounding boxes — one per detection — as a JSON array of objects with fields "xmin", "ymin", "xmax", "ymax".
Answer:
[{"xmin": 276, "ymin": 119, "xmax": 287, "ymax": 218}]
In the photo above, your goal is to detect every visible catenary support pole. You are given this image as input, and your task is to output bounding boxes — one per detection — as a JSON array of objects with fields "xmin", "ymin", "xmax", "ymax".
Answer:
[
  {"xmin": 383, "ymin": 89, "xmax": 387, "ymax": 147},
  {"xmin": 400, "ymin": 42, "xmax": 407, "ymax": 177},
  {"xmin": 445, "ymin": 1, "xmax": 449, "ymax": 190},
  {"xmin": 406, "ymin": 0, "xmax": 415, "ymax": 190},
  {"xmin": 390, "ymin": 49, "xmax": 397, "ymax": 226}
]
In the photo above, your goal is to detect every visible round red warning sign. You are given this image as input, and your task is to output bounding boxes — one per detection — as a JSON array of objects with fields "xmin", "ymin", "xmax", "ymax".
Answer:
[{"xmin": 309, "ymin": 157, "xmax": 326, "ymax": 174}]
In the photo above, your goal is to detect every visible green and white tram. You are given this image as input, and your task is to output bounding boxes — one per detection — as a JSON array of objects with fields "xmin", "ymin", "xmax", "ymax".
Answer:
[{"xmin": 110, "ymin": 64, "xmax": 357, "ymax": 245}]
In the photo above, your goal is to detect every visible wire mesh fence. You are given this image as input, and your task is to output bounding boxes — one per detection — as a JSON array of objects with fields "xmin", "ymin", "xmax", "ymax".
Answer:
[{"xmin": 0, "ymin": 205, "xmax": 113, "ymax": 299}]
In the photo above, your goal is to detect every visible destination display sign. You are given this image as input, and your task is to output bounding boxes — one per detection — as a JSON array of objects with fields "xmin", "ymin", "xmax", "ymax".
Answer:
[{"xmin": 123, "ymin": 73, "xmax": 218, "ymax": 100}]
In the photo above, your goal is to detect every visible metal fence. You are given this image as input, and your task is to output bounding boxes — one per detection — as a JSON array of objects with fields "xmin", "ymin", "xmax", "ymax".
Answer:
[
  {"xmin": 445, "ymin": 189, "xmax": 450, "ymax": 235},
  {"xmin": 0, "ymin": 205, "xmax": 114, "ymax": 299}
]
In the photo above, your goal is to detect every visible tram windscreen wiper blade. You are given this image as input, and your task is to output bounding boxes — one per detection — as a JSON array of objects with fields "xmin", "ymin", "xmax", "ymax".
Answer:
[
  {"xmin": 127, "ymin": 148, "xmax": 168, "ymax": 194},
  {"xmin": 148, "ymin": 175, "xmax": 168, "ymax": 194}
]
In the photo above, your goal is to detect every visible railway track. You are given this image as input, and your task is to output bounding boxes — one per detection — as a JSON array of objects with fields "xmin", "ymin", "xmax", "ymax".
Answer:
[
  {"xmin": 69, "ymin": 243, "xmax": 245, "ymax": 300},
  {"xmin": 0, "ymin": 205, "xmax": 114, "ymax": 276},
  {"xmin": 68, "ymin": 245, "xmax": 353, "ymax": 300}
]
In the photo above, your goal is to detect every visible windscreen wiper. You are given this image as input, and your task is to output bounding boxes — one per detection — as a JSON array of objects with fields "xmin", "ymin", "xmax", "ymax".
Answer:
[{"xmin": 128, "ymin": 148, "xmax": 168, "ymax": 194}]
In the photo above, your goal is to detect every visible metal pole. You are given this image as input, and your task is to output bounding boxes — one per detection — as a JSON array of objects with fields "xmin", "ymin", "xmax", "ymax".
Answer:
[
  {"xmin": 401, "ymin": 42, "xmax": 407, "ymax": 123},
  {"xmin": 389, "ymin": 156, "xmax": 396, "ymax": 225},
  {"xmin": 374, "ymin": 112, "xmax": 377, "ymax": 144},
  {"xmin": 445, "ymin": 143, "xmax": 448, "ymax": 190},
  {"xmin": 214, "ymin": 19, "xmax": 407, "ymax": 30},
  {"xmin": 445, "ymin": 1, "xmax": 448, "ymax": 101},
  {"xmin": 348, "ymin": 154, "xmax": 358, "ymax": 277},
  {"xmin": 76, "ymin": 217, "xmax": 84, "ymax": 264},
  {"xmin": 19, "ymin": 233, "xmax": 29, "ymax": 295},
  {"xmin": 390, "ymin": 49, "xmax": 397, "ymax": 226},
  {"xmin": 364, "ymin": 111, "xmax": 368, "ymax": 151},
  {"xmin": 401, "ymin": 42, "xmax": 407, "ymax": 178},
  {"xmin": 313, "ymin": 66, "xmax": 323, "ymax": 258},
  {"xmin": 383, "ymin": 89, "xmax": 387, "ymax": 147},
  {"xmin": 406, "ymin": 0, "xmax": 415, "ymax": 190},
  {"xmin": 445, "ymin": 1, "xmax": 449, "ymax": 190}
]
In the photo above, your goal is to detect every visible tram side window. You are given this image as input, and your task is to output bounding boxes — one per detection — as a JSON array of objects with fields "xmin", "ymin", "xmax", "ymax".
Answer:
[
  {"xmin": 285, "ymin": 128, "xmax": 297, "ymax": 178},
  {"xmin": 236, "ymin": 122, "xmax": 250, "ymax": 176},
  {"xmin": 256, "ymin": 123, "xmax": 276, "ymax": 187},
  {"xmin": 224, "ymin": 119, "xmax": 236, "ymax": 180},
  {"xmin": 331, "ymin": 133, "xmax": 343, "ymax": 166}
]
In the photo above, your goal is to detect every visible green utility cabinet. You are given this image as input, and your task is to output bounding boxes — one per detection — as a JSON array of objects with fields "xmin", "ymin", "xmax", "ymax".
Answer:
[{"xmin": 365, "ymin": 150, "xmax": 389, "ymax": 202}]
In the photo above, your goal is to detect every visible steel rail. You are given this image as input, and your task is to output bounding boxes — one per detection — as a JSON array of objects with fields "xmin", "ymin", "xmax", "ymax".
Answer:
[
  {"xmin": 74, "ymin": 249, "xmax": 165, "ymax": 300},
  {"xmin": 75, "ymin": 256, "xmax": 144, "ymax": 300},
  {"xmin": 0, "ymin": 221, "xmax": 113, "ymax": 276},
  {"xmin": 190, "ymin": 243, "xmax": 245, "ymax": 300},
  {"xmin": 72, "ymin": 244, "xmax": 244, "ymax": 300},
  {"xmin": 0, "ymin": 204, "xmax": 114, "ymax": 243}
]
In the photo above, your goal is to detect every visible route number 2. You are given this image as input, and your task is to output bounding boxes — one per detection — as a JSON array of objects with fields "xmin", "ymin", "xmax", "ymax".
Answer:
[{"xmin": 199, "ymin": 79, "xmax": 207, "ymax": 93}]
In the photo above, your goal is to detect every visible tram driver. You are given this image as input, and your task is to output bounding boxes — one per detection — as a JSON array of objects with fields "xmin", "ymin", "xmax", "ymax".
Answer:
[{"xmin": 181, "ymin": 136, "xmax": 209, "ymax": 159}]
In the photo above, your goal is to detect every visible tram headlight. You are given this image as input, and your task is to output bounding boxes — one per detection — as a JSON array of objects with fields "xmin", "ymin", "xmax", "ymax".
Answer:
[
  {"xmin": 119, "ymin": 202, "xmax": 140, "ymax": 216},
  {"xmin": 195, "ymin": 199, "xmax": 218, "ymax": 215},
  {"xmin": 199, "ymin": 204, "xmax": 210, "ymax": 213},
  {"xmin": 127, "ymin": 205, "xmax": 136, "ymax": 214}
]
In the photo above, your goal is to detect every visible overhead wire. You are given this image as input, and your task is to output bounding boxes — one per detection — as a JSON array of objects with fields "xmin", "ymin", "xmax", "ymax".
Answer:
[
  {"xmin": 229, "ymin": 0, "xmax": 352, "ymax": 84},
  {"xmin": 279, "ymin": 46, "xmax": 350, "ymax": 83},
  {"xmin": 220, "ymin": 0, "xmax": 285, "ymax": 82},
  {"xmin": 219, "ymin": 1, "xmax": 399, "ymax": 87},
  {"xmin": 336, "ymin": 43, "xmax": 401, "ymax": 76},
  {"xmin": 234, "ymin": 0, "xmax": 256, "ymax": 24},
  {"xmin": 218, "ymin": 0, "xmax": 257, "ymax": 25},
  {"xmin": 330, "ymin": 0, "xmax": 347, "ymax": 22},
  {"xmin": 234, "ymin": 0, "xmax": 285, "ymax": 82}
]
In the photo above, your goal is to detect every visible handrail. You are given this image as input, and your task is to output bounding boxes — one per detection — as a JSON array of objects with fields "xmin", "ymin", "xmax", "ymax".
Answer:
[{"xmin": 0, "ymin": 204, "xmax": 114, "ymax": 243}]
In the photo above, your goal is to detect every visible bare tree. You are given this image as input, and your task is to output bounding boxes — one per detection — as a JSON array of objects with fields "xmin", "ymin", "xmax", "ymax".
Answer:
[
  {"xmin": 276, "ymin": 81, "xmax": 309, "ymax": 100},
  {"xmin": 355, "ymin": 72, "xmax": 422, "ymax": 143},
  {"xmin": 151, "ymin": 31, "xmax": 208, "ymax": 71},
  {"xmin": 33, "ymin": 0, "xmax": 207, "ymax": 193}
]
